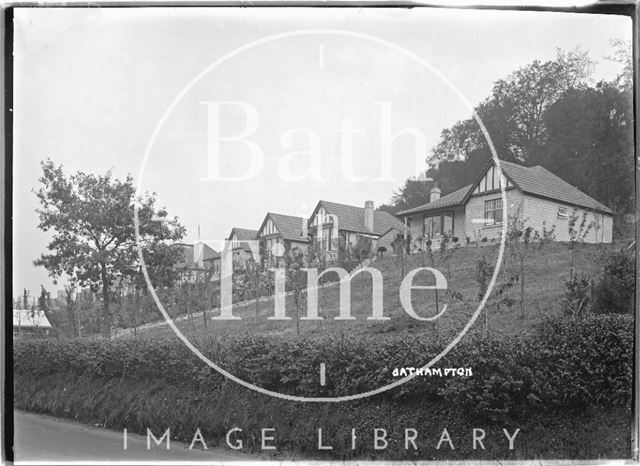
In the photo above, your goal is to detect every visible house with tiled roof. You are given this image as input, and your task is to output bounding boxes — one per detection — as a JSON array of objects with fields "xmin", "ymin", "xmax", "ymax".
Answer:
[
  {"xmin": 174, "ymin": 242, "xmax": 220, "ymax": 283},
  {"xmin": 256, "ymin": 212, "xmax": 310, "ymax": 266},
  {"xmin": 397, "ymin": 159, "xmax": 613, "ymax": 251},
  {"xmin": 227, "ymin": 227, "xmax": 259, "ymax": 269},
  {"xmin": 307, "ymin": 200, "xmax": 405, "ymax": 258}
]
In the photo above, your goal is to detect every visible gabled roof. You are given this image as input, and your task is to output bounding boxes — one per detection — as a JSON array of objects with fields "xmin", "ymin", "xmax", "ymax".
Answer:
[
  {"xmin": 227, "ymin": 227, "xmax": 258, "ymax": 252},
  {"xmin": 466, "ymin": 160, "xmax": 613, "ymax": 214},
  {"xmin": 309, "ymin": 200, "xmax": 404, "ymax": 237},
  {"xmin": 202, "ymin": 244, "xmax": 219, "ymax": 260},
  {"xmin": 174, "ymin": 242, "xmax": 219, "ymax": 267},
  {"xmin": 227, "ymin": 227, "xmax": 258, "ymax": 241},
  {"xmin": 397, "ymin": 184, "xmax": 472, "ymax": 216},
  {"xmin": 258, "ymin": 212, "xmax": 310, "ymax": 243},
  {"xmin": 398, "ymin": 160, "xmax": 612, "ymax": 216},
  {"xmin": 13, "ymin": 309, "xmax": 52, "ymax": 329}
]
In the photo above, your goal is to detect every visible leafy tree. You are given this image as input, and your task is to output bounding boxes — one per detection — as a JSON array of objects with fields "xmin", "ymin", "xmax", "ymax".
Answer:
[
  {"xmin": 430, "ymin": 48, "xmax": 593, "ymax": 166},
  {"xmin": 34, "ymin": 159, "xmax": 185, "ymax": 338},
  {"xmin": 379, "ymin": 178, "xmax": 435, "ymax": 214},
  {"xmin": 592, "ymin": 249, "xmax": 634, "ymax": 314},
  {"xmin": 606, "ymin": 38, "xmax": 632, "ymax": 92},
  {"xmin": 531, "ymin": 82, "xmax": 633, "ymax": 217}
]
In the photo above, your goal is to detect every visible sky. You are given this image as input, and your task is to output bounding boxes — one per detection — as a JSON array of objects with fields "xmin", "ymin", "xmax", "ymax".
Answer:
[{"xmin": 12, "ymin": 6, "xmax": 631, "ymax": 297}]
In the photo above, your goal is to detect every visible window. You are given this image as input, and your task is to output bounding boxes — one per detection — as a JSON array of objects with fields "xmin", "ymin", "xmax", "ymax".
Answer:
[
  {"xmin": 443, "ymin": 212, "xmax": 453, "ymax": 236},
  {"xmin": 484, "ymin": 199, "xmax": 503, "ymax": 225},
  {"xmin": 557, "ymin": 207, "xmax": 568, "ymax": 219},
  {"xmin": 423, "ymin": 211, "xmax": 454, "ymax": 238}
]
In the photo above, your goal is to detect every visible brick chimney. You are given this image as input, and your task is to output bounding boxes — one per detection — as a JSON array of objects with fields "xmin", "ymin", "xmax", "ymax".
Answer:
[
  {"xmin": 429, "ymin": 184, "xmax": 441, "ymax": 203},
  {"xmin": 364, "ymin": 200, "xmax": 374, "ymax": 232}
]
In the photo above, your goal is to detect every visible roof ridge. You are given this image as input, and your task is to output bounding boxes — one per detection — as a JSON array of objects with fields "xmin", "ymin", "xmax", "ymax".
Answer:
[
  {"xmin": 320, "ymin": 199, "xmax": 393, "ymax": 212},
  {"xmin": 269, "ymin": 212, "xmax": 305, "ymax": 219}
]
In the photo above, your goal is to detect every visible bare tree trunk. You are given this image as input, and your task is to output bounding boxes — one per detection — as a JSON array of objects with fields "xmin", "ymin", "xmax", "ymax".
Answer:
[
  {"xmin": 570, "ymin": 242, "xmax": 575, "ymax": 281},
  {"xmin": 519, "ymin": 260, "xmax": 525, "ymax": 319},
  {"xmin": 203, "ymin": 288, "xmax": 209, "ymax": 329},
  {"xmin": 483, "ymin": 306, "xmax": 489, "ymax": 338},
  {"xmin": 100, "ymin": 265, "xmax": 111, "ymax": 339},
  {"xmin": 255, "ymin": 296, "xmax": 260, "ymax": 325}
]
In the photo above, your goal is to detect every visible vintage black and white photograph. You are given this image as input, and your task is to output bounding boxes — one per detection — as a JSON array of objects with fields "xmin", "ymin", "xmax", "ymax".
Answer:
[{"xmin": 7, "ymin": 4, "xmax": 637, "ymax": 463}]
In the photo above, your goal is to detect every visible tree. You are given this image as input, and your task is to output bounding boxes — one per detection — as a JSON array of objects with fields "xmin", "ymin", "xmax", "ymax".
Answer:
[
  {"xmin": 488, "ymin": 48, "xmax": 594, "ymax": 161},
  {"xmin": 284, "ymin": 251, "xmax": 307, "ymax": 337},
  {"xmin": 505, "ymin": 206, "xmax": 545, "ymax": 319},
  {"xmin": 567, "ymin": 209, "xmax": 595, "ymax": 280},
  {"xmin": 391, "ymin": 236, "xmax": 407, "ymax": 280},
  {"xmin": 430, "ymin": 48, "xmax": 594, "ymax": 167},
  {"xmin": 379, "ymin": 178, "xmax": 436, "ymax": 214},
  {"xmin": 475, "ymin": 255, "xmax": 516, "ymax": 337},
  {"xmin": 606, "ymin": 38, "xmax": 632, "ymax": 92},
  {"xmin": 37, "ymin": 285, "xmax": 51, "ymax": 312},
  {"xmin": 236, "ymin": 259, "xmax": 269, "ymax": 324},
  {"xmin": 34, "ymin": 159, "xmax": 185, "ymax": 338},
  {"xmin": 530, "ymin": 82, "xmax": 633, "ymax": 217}
]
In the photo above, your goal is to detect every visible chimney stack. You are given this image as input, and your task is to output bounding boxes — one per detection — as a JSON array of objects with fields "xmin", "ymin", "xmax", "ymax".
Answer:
[
  {"xmin": 364, "ymin": 200, "xmax": 374, "ymax": 232},
  {"xmin": 194, "ymin": 241, "xmax": 204, "ymax": 268},
  {"xmin": 429, "ymin": 184, "xmax": 441, "ymax": 203}
]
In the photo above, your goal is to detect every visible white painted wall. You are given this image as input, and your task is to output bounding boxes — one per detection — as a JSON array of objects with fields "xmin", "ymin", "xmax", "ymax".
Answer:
[{"xmin": 464, "ymin": 189, "xmax": 612, "ymax": 244}]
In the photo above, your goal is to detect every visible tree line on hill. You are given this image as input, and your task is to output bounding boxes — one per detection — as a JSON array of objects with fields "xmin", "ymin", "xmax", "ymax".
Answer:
[{"xmin": 380, "ymin": 41, "xmax": 634, "ymax": 236}]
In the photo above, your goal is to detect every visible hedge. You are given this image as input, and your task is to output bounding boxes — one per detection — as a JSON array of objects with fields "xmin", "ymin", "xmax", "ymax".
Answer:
[{"xmin": 14, "ymin": 314, "xmax": 632, "ymax": 421}]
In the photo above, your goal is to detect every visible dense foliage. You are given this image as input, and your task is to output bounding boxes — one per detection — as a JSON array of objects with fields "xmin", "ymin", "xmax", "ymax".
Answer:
[
  {"xmin": 15, "ymin": 314, "xmax": 632, "ymax": 421},
  {"xmin": 592, "ymin": 250, "xmax": 635, "ymax": 314},
  {"xmin": 34, "ymin": 160, "xmax": 186, "ymax": 338},
  {"xmin": 380, "ymin": 45, "xmax": 634, "ymax": 232}
]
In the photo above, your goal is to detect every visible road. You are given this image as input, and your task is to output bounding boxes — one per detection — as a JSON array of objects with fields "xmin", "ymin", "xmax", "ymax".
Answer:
[{"xmin": 12, "ymin": 410, "xmax": 265, "ymax": 463}]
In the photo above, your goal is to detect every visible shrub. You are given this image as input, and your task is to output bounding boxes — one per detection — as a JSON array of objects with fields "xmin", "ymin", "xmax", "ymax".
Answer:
[
  {"xmin": 592, "ymin": 250, "xmax": 634, "ymax": 314},
  {"xmin": 14, "ymin": 313, "xmax": 632, "ymax": 420},
  {"xmin": 533, "ymin": 314, "xmax": 633, "ymax": 408}
]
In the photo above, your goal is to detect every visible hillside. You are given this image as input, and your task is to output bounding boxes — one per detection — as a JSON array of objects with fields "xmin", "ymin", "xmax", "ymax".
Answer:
[{"xmin": 132, "ymin": 241, "xmax": 612, "ymax": 341}]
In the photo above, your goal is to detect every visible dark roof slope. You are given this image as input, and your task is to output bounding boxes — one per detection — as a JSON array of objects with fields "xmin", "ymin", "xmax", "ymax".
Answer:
[
  {"xmin": 174, "ymin": 242, "xmax": 219, "ymax": 267},
  {"xmin": 202, "ymin": 244, "xmax": 219, "ymax": 260},
  {"xmin": 266, "ymin": 213, "xmax": 310, "ymax": 242},
  {"xmin": 228, "ymin": 228, "xmax": 258, "ymax": 241},
  {"xmin": 498, "ymin": 161, "xmax": 612, "ymax": 214},
  {"xmin": 397, "ymin": 184, "xmax": 472, "ymax": 215},
  {"xmin": 315, "ymin": 201, "xmax": 404, "ymax": 236},
  {"xmin": 227, "ymin": 228, "xmax": 258, "ymax": 252},
  {"xmin": 398, "ymin": 161, "xmax": 612, "ymax": 216}
]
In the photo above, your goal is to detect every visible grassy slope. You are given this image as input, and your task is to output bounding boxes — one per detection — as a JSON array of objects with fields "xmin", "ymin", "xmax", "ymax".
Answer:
[{"xmin": 137, "ymin": 241, "xmax": 610, "ymax": 341}]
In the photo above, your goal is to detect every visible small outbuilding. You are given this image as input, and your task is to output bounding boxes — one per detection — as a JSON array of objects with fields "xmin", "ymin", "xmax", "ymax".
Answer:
[{"xmin": 13, "ymin": 309, "xmax": 52, "ymax": 339}]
